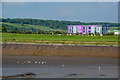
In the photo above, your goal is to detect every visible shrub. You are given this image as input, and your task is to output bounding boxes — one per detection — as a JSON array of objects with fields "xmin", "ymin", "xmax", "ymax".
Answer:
[
  {"xmin": 109, "ymin": 32, "xmax": 114, "ymax": 35},
  {"xmin": 25, "ymin": 31, "xmax": 33, "ymax": 34},
  {"xmin": 76, "ymin": 32, "xmax": 79, "ymax": 35},
  {"xmin": 2, "ymin": 25, "xmax": 7, "ymax": 33},
  {"xmin": 38, "ymin": 30, "xmax": 45, "ymax": 34},
  {"xmin": 53, "ymin": 31, "xmax": 62, "ymax": 35}
]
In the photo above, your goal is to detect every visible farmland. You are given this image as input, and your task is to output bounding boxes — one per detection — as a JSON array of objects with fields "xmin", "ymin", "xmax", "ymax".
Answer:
[
  {"xmin": 1, "ymin": 22, "xmax": 66, "ymax": 32},
  {"xmin": 1, "ymin": 33, "xmax": 119, "ymax": 45}
]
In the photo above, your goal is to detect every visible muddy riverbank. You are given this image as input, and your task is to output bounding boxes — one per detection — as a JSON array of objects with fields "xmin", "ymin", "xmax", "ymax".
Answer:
[
  {"xmin": 2, "ymin": 43, "xmax": 119, "ymax": 58},
  {"xmin": 2, "ymin": 56, "xmax": 118, "ymax": 78}
]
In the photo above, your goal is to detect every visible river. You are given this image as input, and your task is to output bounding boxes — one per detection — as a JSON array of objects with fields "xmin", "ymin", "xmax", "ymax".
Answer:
[{"xmin": 2, "ymin": 56, "xmax": 118, "ymax": 78}]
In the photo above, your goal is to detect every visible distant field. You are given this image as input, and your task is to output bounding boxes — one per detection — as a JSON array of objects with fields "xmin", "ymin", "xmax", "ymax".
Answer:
[
  {"xmin": 1, "ymin": 33, "xmax": 119, "ymax": 45},
  {"xmin": 0, "ymin": 22, "xmax": 66, "ymax": 32}
]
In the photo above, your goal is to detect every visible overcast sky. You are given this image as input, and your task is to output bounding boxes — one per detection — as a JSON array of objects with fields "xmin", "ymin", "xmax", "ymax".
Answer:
[{"xmin": 2, "ymin": 2, "xmax": 118, "ymax": 23}]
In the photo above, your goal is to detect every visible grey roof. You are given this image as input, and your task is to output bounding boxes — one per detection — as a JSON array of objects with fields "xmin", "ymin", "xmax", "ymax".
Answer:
[{"xmin": 67, "ymin": 25, "xmax": 102, "ymax": 26}]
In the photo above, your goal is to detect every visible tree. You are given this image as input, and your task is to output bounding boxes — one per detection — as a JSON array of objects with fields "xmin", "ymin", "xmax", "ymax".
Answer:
[
  {"xmin": 108, "ymin": 32, "xmax": 114, "ymax": 35},
  {"xmin": 91, "ymin": 33, "xmax": 94, "ymax": 36},
  {"xmin": 9, "ymin": 30, "xmax": 22, "ymax": 33},
  {"xmin": 49, "ymin": 32, "xmax": 53, "ymax": 35},
  {"xmin": 53, "ymin": 31, "xmax": 62, "ymax": 34},
  {"xmin": 25, "ymin": 31, "xmax": 33, "ymax": 34},
  {"xmin": 38, "ymin": 30, "xmax": 45, "ymax": 34},
  {"xmin": 2, "ymin": 25, "xmax": 7, "ymax": 33},
  {"xmin": 9, "ymin": 30, "xmax": 17, "ymax": 33},
  {"xmin": 20, "ymin": 22, "xmax": 24, "ymax": 26},
  {"xmin": 63, "ymin": 31, "xmax": 67, "ymax": 35},
  {"xmin": 95, "ymin": 32, "xmax": 100, "ymax": 35},
  {"xmin": 76, "ymin": 32, "xmax": 79, "ymax": 35},
  {"xmin": 88, "ymin": 32, "xmax": 91, "ymax": 35},
  {"xmin": 80, "ymin": 32, "xmax": 82, "ymax": 35},
  {"xmin": 1, "ymin": 18, "xmax": 119, "ymax": 34},
  {"xmin": 16, "ymin": 30, "xmax": 22, "ymax": 34}
]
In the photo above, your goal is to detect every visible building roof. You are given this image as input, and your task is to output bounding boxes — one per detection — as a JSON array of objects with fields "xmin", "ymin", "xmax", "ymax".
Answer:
[{"xmin": 67, "ymin": 25, "xmax": 102, "ymax": 26}]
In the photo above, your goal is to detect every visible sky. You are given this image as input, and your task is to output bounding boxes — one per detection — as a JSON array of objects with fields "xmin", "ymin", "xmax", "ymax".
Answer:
[
  {"xmin": 2, "ymin": 2, "xmax": 118, "ymax": 23},
  {"xmin": 1, "ymin": 0, "xmax": 120, "ymax": 2}
]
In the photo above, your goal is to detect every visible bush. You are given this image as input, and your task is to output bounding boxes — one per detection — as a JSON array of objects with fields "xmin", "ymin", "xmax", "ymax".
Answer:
[
  {"xmin": 76, "ymin": 32, "xmax": 79, "ymax": 35},
  {"xmin": 49, "ymin": 32, "xmax": 53, "ymax": 35},
  {"xmin": 53, "ymin": 31, "xmax": 62, "ymax": 34},
  {"xmin": 95, "ymin": 32, "xmax": 100, "ymax": 35},
  {"xmin": 106, "ymin": 32, "xmax": 114, "ymax": 35},
  {"xmin": 80, "ymin": 32, "xmax": 82, "ymax": 35},
  {"xmin": 63, "ymin": 32, "xmax": 67, "ymax": 35},
  {"xmin": 109, "ymin": 32, "xmax": 114, "ymax": 35},
  {"xmin": 2, "ymin": 25, "xmax": 7, "ymax": 33},
  {"xmin": 25, "ymin": 31, "xmax": 33, "ymax": 34},
  {"xmin": 38, "ymin": 31, "xmax": 45, "ymax": 34},
  {"xmin": 88, "ymin": 32, "xmax": 91, "ymax": 35}
]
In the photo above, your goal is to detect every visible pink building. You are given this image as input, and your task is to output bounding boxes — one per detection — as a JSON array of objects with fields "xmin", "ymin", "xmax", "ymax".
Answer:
[{"xmin": 68, "ymin": 25, "xmax": 103, "ymax": 35}]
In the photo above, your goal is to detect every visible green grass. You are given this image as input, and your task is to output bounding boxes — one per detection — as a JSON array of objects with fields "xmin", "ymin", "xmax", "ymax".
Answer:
[
  {"xmin": 1, "ymin": 33, "xmax": 119, "ymax": 45},
  {"xmin": 0, "ymin": 22, "xmax": 66, "ymax": 32},
  {"xmin": 108, "ymin": 27, "xmax": 120, "ymax": 30}
]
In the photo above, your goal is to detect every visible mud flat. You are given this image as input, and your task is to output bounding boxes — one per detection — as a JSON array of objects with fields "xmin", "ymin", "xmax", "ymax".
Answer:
[
  {"xmin": 2, "ymin": 56, "xmax": 118, "ymax": 78},
  {"xmin": 2, "ymin": 43, "xmax": 119, "ymax": 58}
]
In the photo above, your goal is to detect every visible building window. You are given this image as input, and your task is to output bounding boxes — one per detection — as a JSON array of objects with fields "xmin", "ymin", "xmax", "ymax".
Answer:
[
  {"xmin": 106, "ymin": 27, "xmax": 108, "ymax": 30},
  {"xmin": 89, "ymin": 27, "xmax": 91, "ymax": 29},
  {"xmin": 89, "ymin": 31, "xmax": 91, "ymax": 33},
  {"xmin": 83, "ymin": 31, "xmax": 85, "ymax": 33},
  {"xmin": 83, "ymin": 27, "xmax": 85, "ymax": 30}
]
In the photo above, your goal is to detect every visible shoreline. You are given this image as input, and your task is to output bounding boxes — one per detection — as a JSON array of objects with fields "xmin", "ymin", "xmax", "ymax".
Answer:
[
  {"xmin": 2, "ymin": 43, "xmax": 119, "ymax": 58},
  {"xmin": 3, "ymin": 56, "xmax": 118, "ymax": 78},
  {"xmin": 1, "ymin": 42, "xmax": 119, "ymax": 47}
]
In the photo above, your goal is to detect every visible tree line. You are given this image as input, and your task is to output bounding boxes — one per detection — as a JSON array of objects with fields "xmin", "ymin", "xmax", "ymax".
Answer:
[
  {"xmin": 1, "ymin": 18, "xmax": 119, "ymax": 29},
  {"xmin": 0, "ymin": 18, "xmax": 119, "ymax": 34},
  {"xmin": 1, "ymin": 25, "xmax": 116, "ymax": 35},
  {"xmin": 1, "ymin": 25, "xmax": 65, "ymax": 35}
]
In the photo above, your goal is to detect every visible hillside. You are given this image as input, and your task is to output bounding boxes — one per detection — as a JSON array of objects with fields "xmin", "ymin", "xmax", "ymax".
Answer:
[
  {"xmin": 0, "ymin": 18, "xmax": 119, "ymax": 33},
  {"xmin": 0, "ymin": 22, "xmax": 66, "ymax": 33}
]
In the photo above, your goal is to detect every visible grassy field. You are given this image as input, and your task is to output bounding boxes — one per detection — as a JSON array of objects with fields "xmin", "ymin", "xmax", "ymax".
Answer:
[
  {"xmin": 0, "ymin": 22, "xmax": 66, "ymax": 32},
  {"xmin": 1, "ymin": 33, "xmax": 119, "ymax": 45}
]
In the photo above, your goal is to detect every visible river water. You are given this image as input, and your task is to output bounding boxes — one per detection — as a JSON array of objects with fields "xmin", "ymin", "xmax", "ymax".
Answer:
[{"xmin": 2, "ymin": 56, "xmax": 118, "ymax": 78}]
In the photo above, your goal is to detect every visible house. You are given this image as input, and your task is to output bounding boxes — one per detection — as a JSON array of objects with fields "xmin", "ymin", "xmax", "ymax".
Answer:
[
  {"xmin": 108, "ymin": 30, "xmax": 120, "ymax": 35},
  {"xmin": 67, "ymin": 25, "xmax": 108, "ymax": 35}
]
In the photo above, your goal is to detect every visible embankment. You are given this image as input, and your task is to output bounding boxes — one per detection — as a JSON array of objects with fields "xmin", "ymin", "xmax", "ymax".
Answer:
[{"xmin": 2, "ymin": 43, "xmax": 119, "ymax": 58}]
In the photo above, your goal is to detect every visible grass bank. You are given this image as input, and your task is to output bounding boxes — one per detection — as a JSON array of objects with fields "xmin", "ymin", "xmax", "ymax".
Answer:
[{"xmin": 2, "ymin": 33, "xmax": 119, "ymax": 45}]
